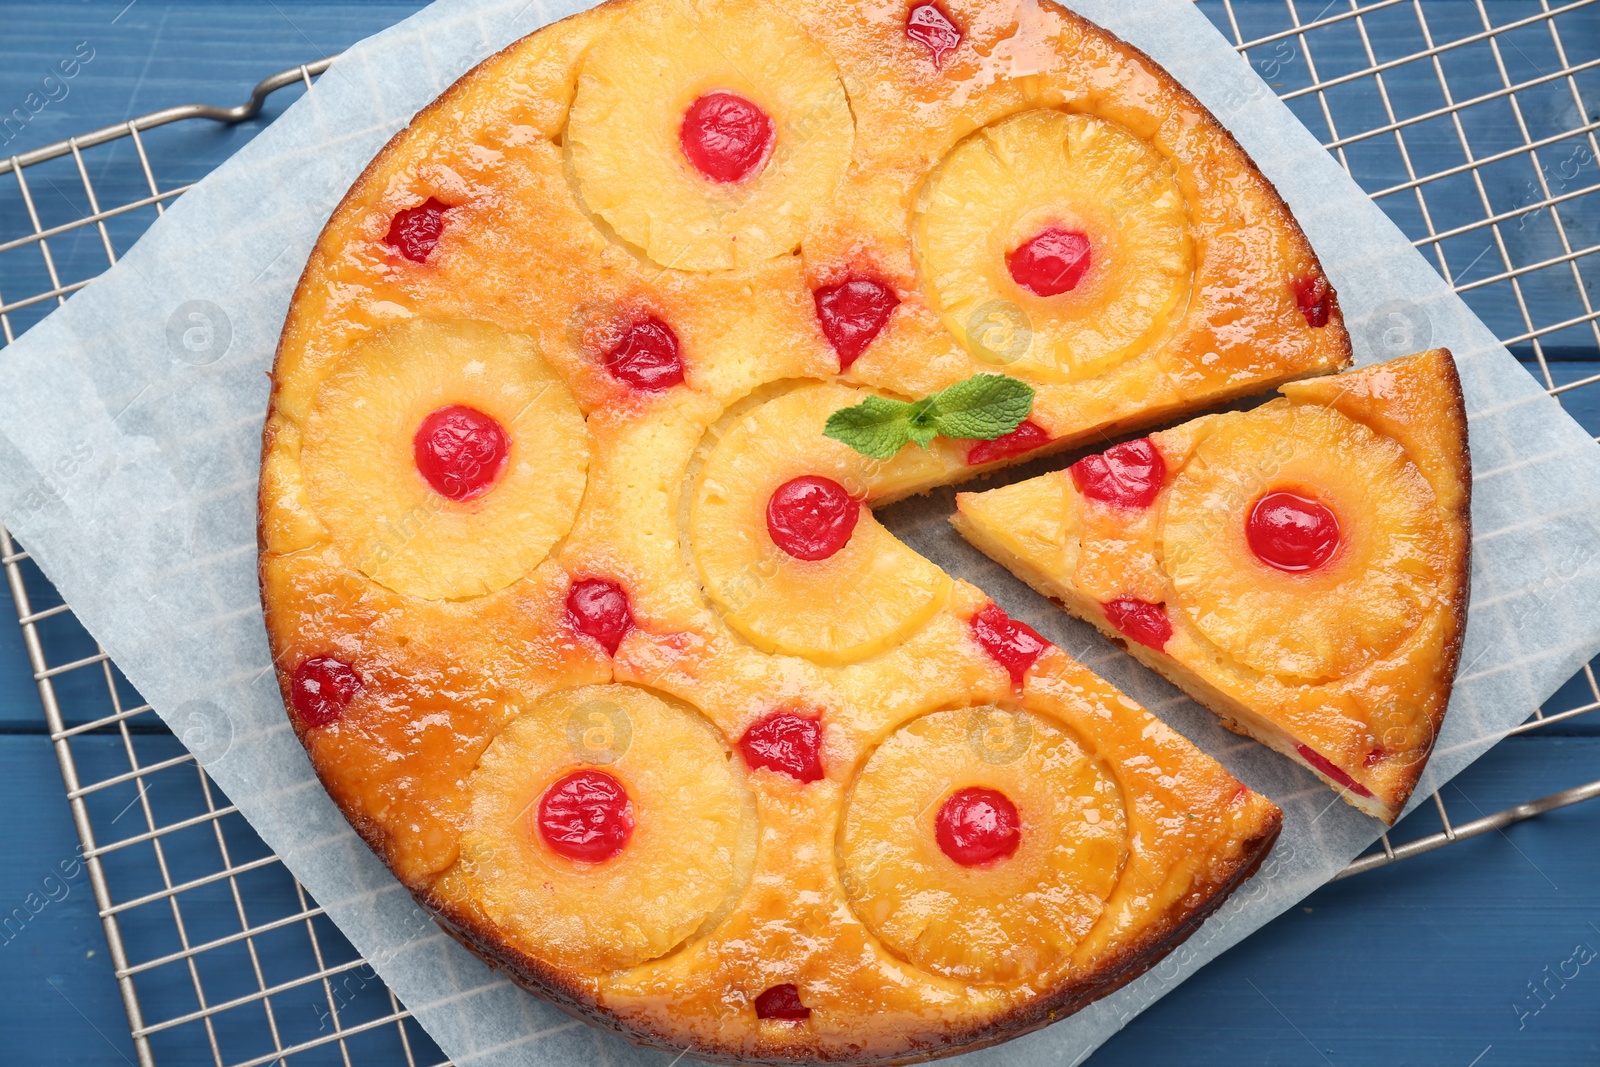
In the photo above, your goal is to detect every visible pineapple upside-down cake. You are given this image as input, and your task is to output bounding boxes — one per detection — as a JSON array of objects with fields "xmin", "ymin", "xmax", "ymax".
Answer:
[{"xmin": 259, "ymin": 0, "xmax": 1465, "ymax": 1060}]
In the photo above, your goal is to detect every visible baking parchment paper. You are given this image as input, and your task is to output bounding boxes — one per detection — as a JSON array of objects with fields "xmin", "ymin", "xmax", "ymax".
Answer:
[{"xmin": 1, "ymin": 0, "xmax": 1598, "ymax": 1063}]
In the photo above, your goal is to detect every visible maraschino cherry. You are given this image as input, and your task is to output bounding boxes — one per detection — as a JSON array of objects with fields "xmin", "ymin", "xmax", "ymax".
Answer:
[
  {"xmin": 385, "ymin": 198, "xmax": 451, "ymax": 263},
  {"xmin": 1008, "ymin": 228, "xmax": 1092, "ymax": 297},
  {"xmin": 680, "ymin": 91, "xmax": 775, "ymax": 183},
  {"xmin": 906, "ymin": 2, "xmax": 962, "ymax": 68},
  {"xmin": 1247, "ymin": 490, "xmax": 1341, "ymax": 572},
  {"xmin": 970, "ymin": 604, "xmax": 1049, "ymax": 686},
  {"xmin": 1296, "ymin": 744, "xmax": 1375, "ymax": 798},
  {"xmin": 291, "ymin": 656, "xmax": 362, "ymax": 728},
  {"xmin": 965, "ymin": 420, "xmax": 1050, "ymax": 466},
  {"xmin": 537, "ymin": 769, "xmax": 635, "ymax": 863},
  {"xmin": 739, "ymin": 710, "xmax": 825, "ymax": 783},
  {"xmin": 603, "ymin": 316, "xmax": 685, "ymax": 391},
  {"xmin": 754, "ymin": 984, "xmax": 811, "ymax": 1021},
  {"xmin": 936, "ymin": 787, "xmax": 1021, "ymax": 866},
  {"xmin": 814, "ymin": 276, "xmax": 898, "ymax": 370},
  {"xmin": 1102, "ymin": 598, "xmax": 1172, "ymax": 652},
  {"xmin": 767, "ymin": 476, "xmax": 859, "ymax": 561},
  {"xmin": 566, "ymin": 578, "xmax": 633, "ymax": 655},
  {"xmin": 1069, "ymin": 438, "xmax": 1165, "ymax": 509},
  {"xmin": 1294, "ymin": 274, "xmax": 1334, "ymax": 327},
  {"xmin": 413, "ymin": 405, "xmax": 510, "ymax": 501}
]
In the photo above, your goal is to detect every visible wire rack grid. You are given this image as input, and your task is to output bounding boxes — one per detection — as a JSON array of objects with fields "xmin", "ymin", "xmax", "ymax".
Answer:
[{"xmin": 0, "ymin": 1, "xmax": 1597, "ymax": 1064}]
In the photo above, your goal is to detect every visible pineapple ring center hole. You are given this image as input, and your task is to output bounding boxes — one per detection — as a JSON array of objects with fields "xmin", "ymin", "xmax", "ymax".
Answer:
[
  {"xmin": 1007, "ymin": 227, "xmax": 1091, "ymax": 297},
  {"xmin": 766, "ymin": 475, "xmax": 861, "ymax": 561},
  {"xmin": 936, "ymin": 787, "xmax": 1021, "ymax": 866},
  {"xmin": 412, "ymin": 404, "xmax": 511, "ymax": 501},
  {"xmin": 679, "ymin": 90, "xmax": 775, "ymax": 184},
  {"xmin": 536, "ymin": 768, "xmax": 636, "ymax": 863},
  {"xmin": 1246, "ymin": 489, "xmax": 1341, "ymax": 572}
]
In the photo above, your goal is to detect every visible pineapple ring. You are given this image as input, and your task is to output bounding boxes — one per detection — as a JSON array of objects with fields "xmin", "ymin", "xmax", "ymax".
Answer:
[
  {"xmin": 459, "ymin": 685, "xmax": 757, "ymax": 972},
  {"xmin": 566, "ymin": 0, "xmax": 854, "ymax": 272},
  {"xmin": 912, "ymin": 109, "xmax": 1193, "ymax": 383},
  {"xmin": 1161, "ymin": 401, "xmax": 1447, "ymax": 683},
  {"xmin": 688, "ymin": 382, "xmax": 954, "ymax": 665},
  {"xmin": 838, "ymin": 706, "xmax": 1128, "ymax": 984},
  {"xmin": 301, "ymin": 319, "xmax": 588, "ymax": 601}
]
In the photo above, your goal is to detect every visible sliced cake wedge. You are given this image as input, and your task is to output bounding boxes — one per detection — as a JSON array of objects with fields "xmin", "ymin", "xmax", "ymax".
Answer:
[{"xmin": 953, "ymin": 350, "xmax": 1471, "ymax": 823}]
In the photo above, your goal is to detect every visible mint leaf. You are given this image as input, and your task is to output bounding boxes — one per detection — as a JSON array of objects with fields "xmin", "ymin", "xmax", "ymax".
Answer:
[
  {"xmin": 927, "ymin": 374, "xmax": 1035, "ymax": 440},
  {"xmin": 904, "ymin": 396, "xmax": 940, "ymax": 448},
  {"xmin": 823, "ymin": 374, "xmax": 1036, "ymax": 459},
  {"xmin": 824, "ymin": 394, "xmax": 915, "ymax": 459}
]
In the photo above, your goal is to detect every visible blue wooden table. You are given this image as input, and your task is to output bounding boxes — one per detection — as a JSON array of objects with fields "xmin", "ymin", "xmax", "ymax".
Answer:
[{"xmin": 1, "ymin": 2, "xmax": 1598, "ymax": 1064}]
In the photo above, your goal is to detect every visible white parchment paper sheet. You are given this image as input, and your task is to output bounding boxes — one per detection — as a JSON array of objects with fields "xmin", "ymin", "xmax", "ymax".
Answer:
[{"xmin": 1, "ymin": 0, "xmax": 1598, "ymax": 1063}]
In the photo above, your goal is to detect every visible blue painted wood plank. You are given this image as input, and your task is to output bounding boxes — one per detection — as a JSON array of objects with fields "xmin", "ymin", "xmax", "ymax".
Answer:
[{"xmin": 0, "ymin": 732, "xmax": 145, "ymax": 1065}]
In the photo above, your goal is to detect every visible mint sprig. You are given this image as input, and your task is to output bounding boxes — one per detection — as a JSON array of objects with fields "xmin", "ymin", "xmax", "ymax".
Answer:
[{"xmin": 824, "ymin": 374, "xmax": 1035, "ymax": 459}]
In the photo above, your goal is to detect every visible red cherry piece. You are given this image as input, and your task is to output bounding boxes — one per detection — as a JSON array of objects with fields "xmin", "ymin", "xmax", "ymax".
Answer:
[
  {"xmin": 604, "ymin": 316, "xmax": 685, "ymax": 391},
  {"xmin": 413, "ymin": 405, "xmax": 511, "ymax": 502},
  {"xmin": 1247, "ymin": 490, "xmax": 1341, "ymax": 573},
  {"xmin": 1069, "ymin": 438, "xmax": 1165, "ymax": 509},
  {"xmin": 566, "ymin": 578, "xmax": 633, "ymax": 655},
  {"xmin": 936, "ymin": 787, "xmax": 1021, "ymax": 867},
  {"xmin": 965, "ymin": 419, "xmax": 1051, "ymax": 466},
  {"xmin": 739, "ymin": 710, "xmax": 824, "ymax": 783},
  {"xmin": 766, "ymin": 476, "xmax": 859, "ymax": 561},
  {"xmin": 679, "ymin": 91, "xmax": 775, "ymax": 184},
  {"xmin": 291, "ymin": 656, "xmax": 362, "ymax": 729},
  {"xmin": 754, "ymin": 984, "xmax": 811, "ymax": 1021},
  {"xmin": 814, "ymin": 277, "xmax": 899, "ymax": 369},
  {"xmin": 384, "ymin": 198, "xmax": 451, "ymax": 263},
  {"xmin": 1102, "ymin": 598, "xmax": 1172, "ymax": 652},
  {"xmin": 1296, "ymin": 744, "xmax": 1375, "ymax": 799},
  {"xmin": 906, "ymin": 2, "xmax": 962, "ymax": 69},
  {"xmin": 1294, "ymin": 274, "xmax": 1334, "ymax": 327},
  {"xmin": 536, "ymin": 770, "xmax": 635, "ymax": 863},
  {"xmin": 1008, "ymin": 228, "xmax": 1091, "ymax": 297},
  {"xmin": 969, "ymin": 604, "xmax": 1049, "ymax": 686}
]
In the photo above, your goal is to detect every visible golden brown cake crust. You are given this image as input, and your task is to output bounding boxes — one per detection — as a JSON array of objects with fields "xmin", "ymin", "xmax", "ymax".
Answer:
[{"xmin": 252, "ymin": 0, "xmax": 1347, "ymax": 1059}]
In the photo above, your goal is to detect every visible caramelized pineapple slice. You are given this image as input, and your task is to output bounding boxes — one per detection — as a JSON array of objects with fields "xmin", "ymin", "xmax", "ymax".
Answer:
[
  {"xmin": 301, "ymin": 320, "xmax": 587, "ymax": 601},
  {"xmin": 1162, "ymin": 401, "xmax": 1447, "ymax": 683},
  {"xmin": 913, "ymin": 109, "xmax": 1192, "ymax": 381},
  {"xmin": 839, "ymin": 707, "xmax": 1127, "ymax": 983},
  {"xmin": 567, "ymin": 0, "xmax": 853, "ymax": 271},
  {"xmin": 689, "ymin": 383, "xmax": 952, "ymax": 665},
  {"xmin": 949, "ymin": 474, "xmax": 1078, "ymax": 588},
  {"xmin": 459, "ymin": 685, "xmax": 756, "ymax": 972}
]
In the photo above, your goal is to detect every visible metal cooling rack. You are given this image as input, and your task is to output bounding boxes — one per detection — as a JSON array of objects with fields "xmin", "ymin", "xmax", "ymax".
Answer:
[{"xmin": 0, "ymin": 1, "xmax": 1597, "ymax": 1063}]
